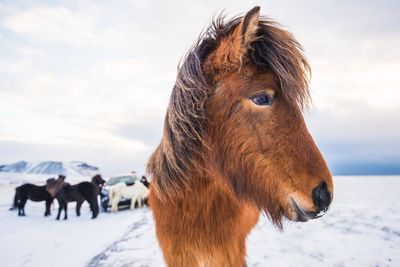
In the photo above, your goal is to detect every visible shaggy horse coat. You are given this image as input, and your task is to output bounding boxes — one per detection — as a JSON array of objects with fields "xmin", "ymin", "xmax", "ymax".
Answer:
[{"xmin": 147, "ymin": 6, "xmax": 333, "ymax": 267}]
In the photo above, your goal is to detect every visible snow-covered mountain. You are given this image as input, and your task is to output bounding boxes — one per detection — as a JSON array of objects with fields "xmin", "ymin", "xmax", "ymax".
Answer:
[{"xmin": 0, "ymin": 161, "xmax": 100, "ymax": 184}]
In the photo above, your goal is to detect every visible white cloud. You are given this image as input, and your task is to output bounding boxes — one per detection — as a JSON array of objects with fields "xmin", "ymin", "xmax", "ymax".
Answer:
[
  {"xmin": 15, "ymin": 46, "xmax": 45, "ymax": 57},
  {"xmin": 0, "ymin": 0, "xmax": 399, "ymax": 174},
  {"xmin": 1, "ymin": 3, "xmax": 160, "ymax": 52},
  {"xmin": 3, "ymin": 6, "xmax": 97, "ymax": 46}
]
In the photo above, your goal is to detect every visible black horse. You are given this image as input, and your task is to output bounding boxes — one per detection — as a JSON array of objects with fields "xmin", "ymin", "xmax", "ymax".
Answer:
[
  {"xmin": 10, "ymin": 184, "xmax": 53, "ymax": 216},
  {"xmin": 56, "ymin": 175, "xmax": 105, "ymax": 220},
  {"xmin": 10, "ymin": 175, "xmax": 66, "ymax": 217},
  {"xmin": 140, "ymin": 175, "xmax": 150, "ymax": 206},
  {"xmin": 140, "ymin": 175, "xmax": 150, "ymax": 188}
]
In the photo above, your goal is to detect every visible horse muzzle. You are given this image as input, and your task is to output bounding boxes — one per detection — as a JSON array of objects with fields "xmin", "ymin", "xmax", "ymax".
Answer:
[{"xmin": 289, "ymin": 182, "xmax": 332, "ymax": 222}]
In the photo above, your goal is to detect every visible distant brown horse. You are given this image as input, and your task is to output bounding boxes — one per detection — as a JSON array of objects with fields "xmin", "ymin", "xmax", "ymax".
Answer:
[
  {"xmin": 147, "ymin": 6, "xmax": 334, "ymax": 267},
  {"xmin": 46, "ymin": 175, "xmax": 66, "ymax": 197}
]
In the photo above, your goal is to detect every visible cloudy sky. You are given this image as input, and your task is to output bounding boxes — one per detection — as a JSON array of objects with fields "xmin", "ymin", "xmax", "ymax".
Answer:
[{"xmin": 0, "ymin": 0, "xmax": 399, "ymax": 176}]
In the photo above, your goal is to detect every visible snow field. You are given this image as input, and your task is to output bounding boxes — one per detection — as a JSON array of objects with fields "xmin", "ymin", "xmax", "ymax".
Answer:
[{"xmin": 0, "ymin": 176, "xmax": 399, "ymax": 267}]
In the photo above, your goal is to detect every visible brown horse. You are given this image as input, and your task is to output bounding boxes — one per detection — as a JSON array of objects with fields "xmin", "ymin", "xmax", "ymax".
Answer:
[
  {"xmin": 46, "ymin": 175, "xmax": 66, "ymax": 197},
  {"xmin": 147, "ymin": 6, "xmax": 333, "ymax": 267}
]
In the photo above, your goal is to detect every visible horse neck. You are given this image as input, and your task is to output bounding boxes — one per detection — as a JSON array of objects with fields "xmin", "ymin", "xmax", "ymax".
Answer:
[
  {"xmin": 172, "ymin": 158, "xmax": 242, "ymax": 218},
  {"xmin": 152, "ymin": 139, "xmax": 242, "ymax": 215}
]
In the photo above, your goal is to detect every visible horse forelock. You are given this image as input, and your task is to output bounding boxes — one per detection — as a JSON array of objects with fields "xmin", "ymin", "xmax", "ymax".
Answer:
[
  {"xmin": 147, "ymin": 12, "xmax": 311, "ymax": 201},
  {"xmin": 250, "ymin": 18, "xmax": 311, "ymax": 110}
]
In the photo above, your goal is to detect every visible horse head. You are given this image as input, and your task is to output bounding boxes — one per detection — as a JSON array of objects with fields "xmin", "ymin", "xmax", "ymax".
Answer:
[
  {"xmin": 92, "ymin": 174, "xmax": 106, "ymax": 188},
  {"xmin": 203, "ymin": 7, "xmax": 333, "ymax": 226},
  {"xmin": 149, "ymin": 6, "xmax": 333, "ymax": 227}
]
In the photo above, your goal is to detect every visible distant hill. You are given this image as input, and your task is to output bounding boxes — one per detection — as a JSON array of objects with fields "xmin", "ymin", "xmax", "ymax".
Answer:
[{"xmin": 0, "ymin": 160, "xmax": 100, "ymax": 179}]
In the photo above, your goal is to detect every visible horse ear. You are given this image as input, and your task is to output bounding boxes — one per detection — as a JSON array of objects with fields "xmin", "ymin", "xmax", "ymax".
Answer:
[
  {"xmin": 240, "ymin": 6, "xmax": 260, "ymax": 52},
  {"xmin": 203, "ymin": 6, "xmax": 260, "ymax": 76}
]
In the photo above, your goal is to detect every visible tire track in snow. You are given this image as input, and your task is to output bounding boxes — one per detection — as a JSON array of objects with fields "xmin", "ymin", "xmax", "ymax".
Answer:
[{"xmin": 86, "ymin": 209, "xmax": 164, "ymax": 267}]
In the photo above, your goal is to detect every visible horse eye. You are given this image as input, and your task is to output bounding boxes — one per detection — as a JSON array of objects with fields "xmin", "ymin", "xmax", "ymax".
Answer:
[{"xmin": 251, "ymin": 94, "xmax": 272, "ymax": 106}]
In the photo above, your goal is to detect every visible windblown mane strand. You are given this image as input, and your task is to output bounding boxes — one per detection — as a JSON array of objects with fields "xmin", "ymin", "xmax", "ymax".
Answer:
[
  {"xmin": 147, "ymin": 17, "xmax": 239, "ymax": 199},
  {"xmin": 147, "ymin": 14, "xmax": 311, "ymax": 199}
]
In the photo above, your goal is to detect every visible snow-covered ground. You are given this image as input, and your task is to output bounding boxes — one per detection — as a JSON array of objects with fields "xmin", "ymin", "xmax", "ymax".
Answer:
[
  {"xmin": 0, "ymin": 184, "xmax": 140, "ymax": 267},
  {"xmin": 0, "ymin": 176, "xmax": 399, "ymax": 267}
]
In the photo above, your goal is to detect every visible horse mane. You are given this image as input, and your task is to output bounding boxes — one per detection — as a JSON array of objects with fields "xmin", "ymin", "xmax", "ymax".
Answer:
[{"xmin": 147, "ymin": 13, "xmax": 311, "ymax": 200}]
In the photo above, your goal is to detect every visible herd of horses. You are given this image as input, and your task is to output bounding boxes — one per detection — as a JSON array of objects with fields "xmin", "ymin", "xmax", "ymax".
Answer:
[{"xmin": 9, "ymin": 174, "xmax": 150, "ymax": 219}]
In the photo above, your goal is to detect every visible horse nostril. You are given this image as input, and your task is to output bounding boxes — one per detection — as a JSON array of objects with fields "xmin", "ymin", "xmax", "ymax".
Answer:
[{"xmin": 311, "ymin": 182, "xmax": 331, "ymax": 212}]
